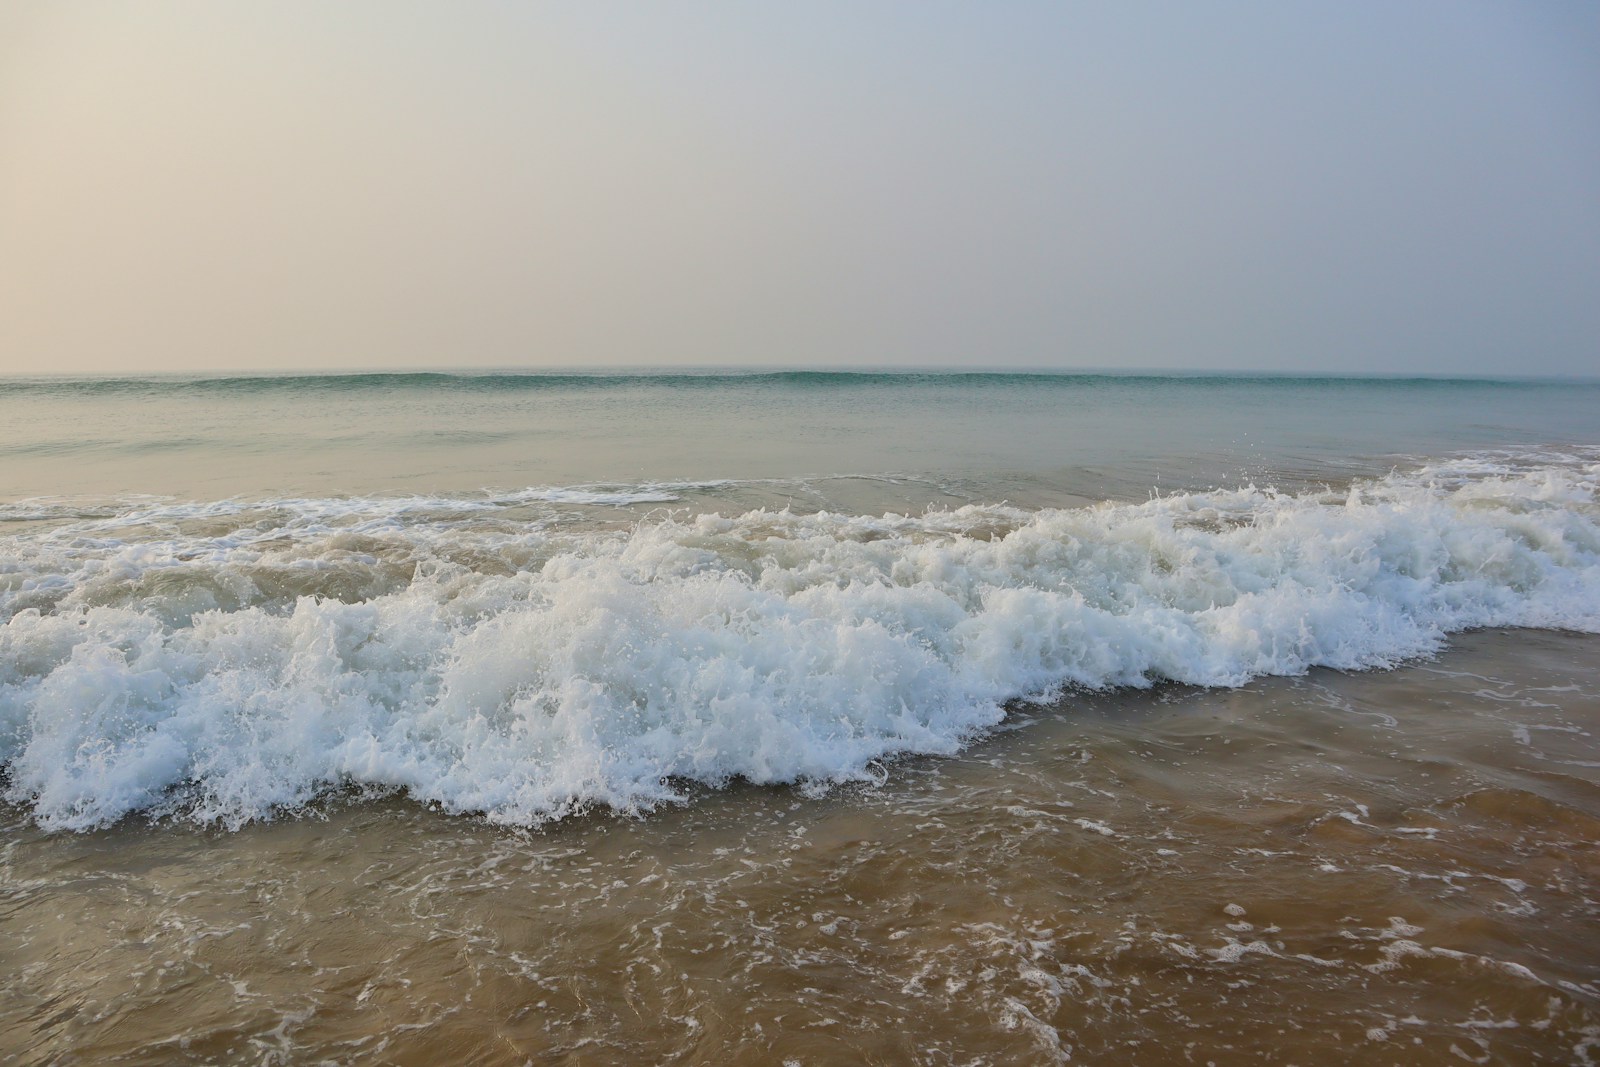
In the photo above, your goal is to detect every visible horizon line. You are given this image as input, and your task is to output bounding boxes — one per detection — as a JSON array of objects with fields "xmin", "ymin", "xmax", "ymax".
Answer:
[{"xmin": 4, "ymin": 364, "xmax": 1599, "ymax": 386}]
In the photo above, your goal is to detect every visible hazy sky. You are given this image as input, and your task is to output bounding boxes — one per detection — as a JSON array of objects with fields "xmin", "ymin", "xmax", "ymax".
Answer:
[{"xmin": 2, "ymin": 2, "xmax": 1597, "ymax": 376}]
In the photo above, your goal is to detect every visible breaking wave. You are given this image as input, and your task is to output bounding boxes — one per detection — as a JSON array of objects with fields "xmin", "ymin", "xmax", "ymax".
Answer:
[{"xmin": 2, "ymin": 453, "xmax": 1597, "ymax": 831}]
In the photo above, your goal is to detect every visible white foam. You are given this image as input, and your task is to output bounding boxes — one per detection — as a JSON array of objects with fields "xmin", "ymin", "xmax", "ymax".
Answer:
[
  {"xmin": 0, "ymin": 481, "xmax": 732, "ymax": 536},
  {"xmin": 2, "ymin": 455, "xmax": 1598, "ymax": 830},
  {"xmin": 505, "ymin": 482, "xmax": 730, "ymax": 507}
]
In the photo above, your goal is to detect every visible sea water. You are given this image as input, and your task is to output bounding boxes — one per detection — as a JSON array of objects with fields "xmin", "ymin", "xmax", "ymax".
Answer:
[{"xmin": 2, "ymin": 370, "xmax": 1598, "ymax": 1063}]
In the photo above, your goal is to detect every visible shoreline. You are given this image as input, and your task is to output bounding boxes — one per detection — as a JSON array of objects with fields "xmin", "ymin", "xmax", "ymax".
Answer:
[{"xmin": 4, "ymin": 626, "xmax": 1597, "ymax": 1064}]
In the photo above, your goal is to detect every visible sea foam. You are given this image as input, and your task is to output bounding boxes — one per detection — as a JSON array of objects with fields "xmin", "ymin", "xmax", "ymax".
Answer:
[{"xmin": 2, "ymin": 456, "xmax": 1596, "ymax": 830}]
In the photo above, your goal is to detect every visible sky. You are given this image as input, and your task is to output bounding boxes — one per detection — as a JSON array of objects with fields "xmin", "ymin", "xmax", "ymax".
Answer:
[{"xmin": 1, "ymin": 2, "xmax": 1597, "ymax": 377}]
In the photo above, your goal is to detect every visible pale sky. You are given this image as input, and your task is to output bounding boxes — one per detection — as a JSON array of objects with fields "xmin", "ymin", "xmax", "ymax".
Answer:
[{"xmin": 1, "ymin": 2, "xmax": 1597, "ymax": 377}]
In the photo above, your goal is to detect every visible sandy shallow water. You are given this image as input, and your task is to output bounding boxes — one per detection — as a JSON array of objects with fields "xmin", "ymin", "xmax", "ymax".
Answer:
[{"xmin": 3, "ymin": 628, "xmax": 1596, "ymax": 1065}]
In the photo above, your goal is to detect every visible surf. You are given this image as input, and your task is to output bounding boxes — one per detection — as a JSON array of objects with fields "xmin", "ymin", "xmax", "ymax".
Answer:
[{"xmin": 2, "ymin": 452, "xmax": 1596, "ymax": 831}]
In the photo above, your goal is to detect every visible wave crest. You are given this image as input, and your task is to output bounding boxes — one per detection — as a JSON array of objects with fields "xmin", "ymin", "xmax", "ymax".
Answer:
[{"xmin": 2, "ymin": 457, "xmax": 1597, "ymax": 830}]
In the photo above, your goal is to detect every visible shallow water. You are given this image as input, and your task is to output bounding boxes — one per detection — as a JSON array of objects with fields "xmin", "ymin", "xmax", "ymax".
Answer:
[
  {"xmin": 3, "ymin": 370, "xmax": 1599, "ymax": 1063},
  {"xmin": 3, "ymin": 629, "xmax": 1596, "ymax": 1065}
]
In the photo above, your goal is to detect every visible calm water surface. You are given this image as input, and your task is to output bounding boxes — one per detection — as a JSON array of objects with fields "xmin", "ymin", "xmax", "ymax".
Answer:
[{"xmin": 3, "ymin": 370, "xmax": 1598, "ymax": 501}]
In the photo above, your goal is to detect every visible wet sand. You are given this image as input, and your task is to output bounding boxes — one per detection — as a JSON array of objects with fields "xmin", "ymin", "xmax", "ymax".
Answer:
[{"xmin": 3, "ymin": 628, "xmax": 1598, "ymax": 1065}]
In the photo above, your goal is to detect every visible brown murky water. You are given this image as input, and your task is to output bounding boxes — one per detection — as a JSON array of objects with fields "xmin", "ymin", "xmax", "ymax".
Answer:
[{"xmin": 3, "ymin": 628, "xmax": 1596, "ymax": 1065}]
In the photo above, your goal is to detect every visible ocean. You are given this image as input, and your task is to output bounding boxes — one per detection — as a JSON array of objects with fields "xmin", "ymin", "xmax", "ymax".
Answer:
[{"xmin": 2, "ymin": 369, "xmax": 1598, "ymax": 1064}]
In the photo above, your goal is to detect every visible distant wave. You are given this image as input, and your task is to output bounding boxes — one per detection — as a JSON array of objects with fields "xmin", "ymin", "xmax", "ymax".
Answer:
[
  {"xmin": 0, "ymin": 481, "xmax": 732, "ymax": 526},
  {"xmin": 2, "ymin": 451, "xmax": 1596, "ymax": 831},
  {"xmin": 0, "ymin": 368, "xmax": 1582, "ymax": 398}
]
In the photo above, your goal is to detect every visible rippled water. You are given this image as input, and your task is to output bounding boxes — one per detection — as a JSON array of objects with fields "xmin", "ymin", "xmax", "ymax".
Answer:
[{"xmin": 4, "ymin": 370, "xmax": 1599, "ymax": 501}]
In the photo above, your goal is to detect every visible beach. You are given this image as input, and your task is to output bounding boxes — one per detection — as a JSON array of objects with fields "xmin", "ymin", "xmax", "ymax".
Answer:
[
  {"xmin": 4, "ymin": 628, "xmax": 1596, "ymax": 1064},
  {"xmin": 2, "ymin": 371, "xmax": 1598, "ymax": 1063}
]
